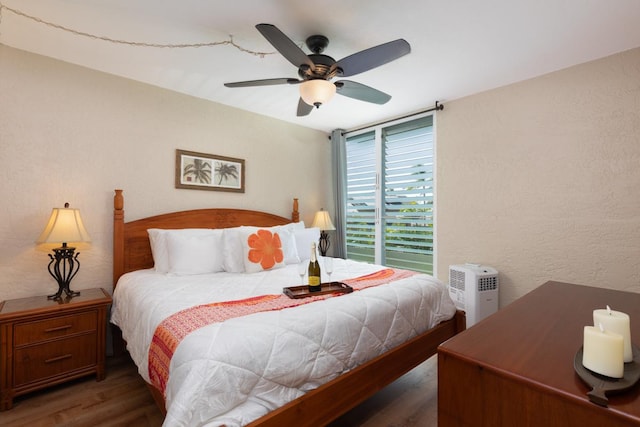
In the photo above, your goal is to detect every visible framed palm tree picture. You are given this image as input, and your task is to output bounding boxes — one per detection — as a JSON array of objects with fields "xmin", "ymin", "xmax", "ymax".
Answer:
[{"xmin": 175, "ymin": 149, "xmax": 245, "ymax": 193}]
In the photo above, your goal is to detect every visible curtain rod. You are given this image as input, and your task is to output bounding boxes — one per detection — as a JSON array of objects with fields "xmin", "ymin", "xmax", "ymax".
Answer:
[{"xmin": 340, "ymin": 101, "xmax": 444, "ymax": 136}]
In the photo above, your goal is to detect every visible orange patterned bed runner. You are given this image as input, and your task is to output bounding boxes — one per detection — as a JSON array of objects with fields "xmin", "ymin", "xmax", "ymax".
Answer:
[{"xmin": 148, "ymin": 267, "xmax": 417, "ymax": 395}]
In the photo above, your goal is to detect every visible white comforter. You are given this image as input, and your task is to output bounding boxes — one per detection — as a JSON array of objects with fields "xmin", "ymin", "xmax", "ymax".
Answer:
[{"xmin": 110, "ymin": 258, "xmax": 456, "ymax": 427}]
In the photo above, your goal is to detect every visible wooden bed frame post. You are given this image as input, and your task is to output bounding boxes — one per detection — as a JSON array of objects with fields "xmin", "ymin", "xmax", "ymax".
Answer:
[
  {"xmin": 292, "ymin": 198, "xmax": 299, "ymax": 223},
  {"xmin": 112, "ymin": 189, "xmax": 126, "ymax": 356},
  {"xmin": 113, "ymin": 189, "xmax": 124, "ymax": 289}
]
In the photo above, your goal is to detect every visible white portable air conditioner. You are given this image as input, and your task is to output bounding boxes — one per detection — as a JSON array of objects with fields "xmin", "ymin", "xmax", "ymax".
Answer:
[{"xmin": 449, "ymin": 263, "xmax": 499, "ymax": 327}]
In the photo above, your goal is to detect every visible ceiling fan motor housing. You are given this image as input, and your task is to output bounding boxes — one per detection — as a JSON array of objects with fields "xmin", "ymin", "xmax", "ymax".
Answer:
[
  {"xmin": 299, "ymin": 35, "xmax": 342, "ymax": 80},
  {"xmin": 298, "ymin": 53, "xmax": 340, "ymax": 80}
]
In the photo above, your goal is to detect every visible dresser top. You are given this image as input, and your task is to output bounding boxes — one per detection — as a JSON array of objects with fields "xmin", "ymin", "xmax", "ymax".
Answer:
[{"xmin": 0, "ymin": 288, "xmax": 111, "ymax": 320}]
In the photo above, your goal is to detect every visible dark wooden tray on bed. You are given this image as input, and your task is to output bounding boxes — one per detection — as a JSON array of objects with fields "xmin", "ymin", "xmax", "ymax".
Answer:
[{"xmin": 283, "ymin": 282, "xmax": 353, "ymax": 299}]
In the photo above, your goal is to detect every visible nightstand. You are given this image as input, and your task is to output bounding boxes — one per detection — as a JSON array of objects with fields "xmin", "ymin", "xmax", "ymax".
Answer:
[{"xmin": 0, "ymin": 288, "xmax": 112, "ymax": 410}]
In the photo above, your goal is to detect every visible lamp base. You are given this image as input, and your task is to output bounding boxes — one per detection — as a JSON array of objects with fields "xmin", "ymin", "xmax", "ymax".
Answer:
[
  {"xmin": 46, "ymin": 245, "xmax": 82, "ymax": 300},
  {"xmin": 48, "ymin": 287, "xmax": 81, "ymax": 300},
  {"xmin": 318, "ymin": 231, "xmax": 331, "ymax": 257}
]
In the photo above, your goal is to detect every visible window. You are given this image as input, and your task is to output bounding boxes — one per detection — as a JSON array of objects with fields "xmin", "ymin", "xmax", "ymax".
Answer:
[{"xmin": 345, "ymin": 114, "xmax": 434, "ymax": 273}]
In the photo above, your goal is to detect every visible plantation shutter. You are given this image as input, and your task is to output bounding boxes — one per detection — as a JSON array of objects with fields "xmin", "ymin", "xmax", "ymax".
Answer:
[
  {"xmin": 345, "ymin": 115, "xmax": 434, "ymax": 273},
  {"xmin": 345, "ymin": 131, "xmax": 377, "ymax": 264},
  {"xmin": 382, "ymin": 116, "xmax": 434, "ymax": 272}
]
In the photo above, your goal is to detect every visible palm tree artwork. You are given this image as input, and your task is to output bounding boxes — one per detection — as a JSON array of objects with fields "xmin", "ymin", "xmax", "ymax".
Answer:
[
  {"xmin": 182, "ymin": 157, "xmax": 212, "ymax": 184},
  {"xmin": 214, "ymin": 161, "xmax": 239, "ymax": 186}
]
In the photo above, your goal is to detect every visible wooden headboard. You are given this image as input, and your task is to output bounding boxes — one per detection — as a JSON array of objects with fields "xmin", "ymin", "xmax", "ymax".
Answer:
[{"xmin": 113, "ymin": 189, "xmax": 299, "ymax": 288}]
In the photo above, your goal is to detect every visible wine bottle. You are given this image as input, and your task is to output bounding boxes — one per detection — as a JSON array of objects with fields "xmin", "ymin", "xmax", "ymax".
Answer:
[{"xmin": 308, "ymin": 243, "xmax": 321, "ymax": 292}]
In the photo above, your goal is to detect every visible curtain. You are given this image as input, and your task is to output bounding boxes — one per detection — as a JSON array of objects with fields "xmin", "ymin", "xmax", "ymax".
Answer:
[{"xmin": 330, "ymin": 128, "xmax": 347, "ymax": 258}]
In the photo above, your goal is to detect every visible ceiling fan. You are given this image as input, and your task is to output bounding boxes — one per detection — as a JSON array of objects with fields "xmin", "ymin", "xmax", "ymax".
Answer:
[{"xmin": 224, "ymin": 24, "xmax": 411, "ymax": 117}]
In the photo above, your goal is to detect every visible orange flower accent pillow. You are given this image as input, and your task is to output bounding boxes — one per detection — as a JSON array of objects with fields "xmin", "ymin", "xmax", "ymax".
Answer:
[{"xmin": 241, "ymin": 228, "xmax": 285, "ymax": 273}]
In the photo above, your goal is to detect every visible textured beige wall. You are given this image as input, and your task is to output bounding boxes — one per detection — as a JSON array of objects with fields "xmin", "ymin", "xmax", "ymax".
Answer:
[
  {"xmin": 0, "ymin": 45, "xmax": 330, "ymax": 300},
  {"xmin": 3, "ymin": 44, "xmax": 639, "ymax": 306},
  {"xmin": 436, "ymin": 47, "xmax": 640, "ymax": 306}
]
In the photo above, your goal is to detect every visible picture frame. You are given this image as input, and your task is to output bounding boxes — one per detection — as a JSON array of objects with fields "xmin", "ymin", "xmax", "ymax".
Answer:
[{"xmin": 175, "ymin": 149, "xmax": 245, "ymax": 193}]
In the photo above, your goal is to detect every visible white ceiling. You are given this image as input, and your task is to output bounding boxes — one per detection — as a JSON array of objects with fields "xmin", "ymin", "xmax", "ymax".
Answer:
[{"xmin": 2, "ymin": 0, "xmax": 640, "ymax": 133}]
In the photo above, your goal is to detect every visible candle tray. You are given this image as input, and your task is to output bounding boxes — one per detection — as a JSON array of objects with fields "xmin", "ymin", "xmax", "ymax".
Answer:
[
  {"xmin": 574, "ymin": 344, "xmax": 640, "ymax": 407},
  {"xmin": 283, "ymin": 282, "xmax": 352, "ymax": 299}
]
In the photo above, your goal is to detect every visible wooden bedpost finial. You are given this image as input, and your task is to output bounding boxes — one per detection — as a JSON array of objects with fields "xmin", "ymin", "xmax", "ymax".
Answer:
[
  {"xmin": 114, "ymin": 189, "xmax": 123, "ymax": 211},
  {"xmin": 292, "ymin": 198, "xmax": 300, "ymax": 223}
]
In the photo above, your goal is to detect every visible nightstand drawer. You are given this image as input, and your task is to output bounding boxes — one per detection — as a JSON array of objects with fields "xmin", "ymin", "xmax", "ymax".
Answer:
[
  {"xmin": 14, "ymin": 311, "xmax": 97, "ymax": 346},
  {"xmin": 13, "ymin": 333, "xmax": 97, "ymax": 387}
]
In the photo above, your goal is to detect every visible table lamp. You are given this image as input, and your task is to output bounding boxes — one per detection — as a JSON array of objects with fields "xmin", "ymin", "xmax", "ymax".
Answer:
[
  {"xmin": 36, "ymin": 203, "xmax": 91, "ymax": 300},
  {"xmin": 311, "ymin": 209, "xmax": 336, "ymax": 256}
]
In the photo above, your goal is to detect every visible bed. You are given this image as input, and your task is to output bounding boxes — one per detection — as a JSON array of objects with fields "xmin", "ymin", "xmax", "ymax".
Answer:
[{"xmin": 110, "ymin": 189, "xmax": 465, "ymax": 426}]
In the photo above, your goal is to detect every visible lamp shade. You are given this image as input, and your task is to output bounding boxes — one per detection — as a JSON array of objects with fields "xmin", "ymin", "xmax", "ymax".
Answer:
[
  {"xmin": 37, "ymin": 205, "xmax": 91, "ymax": 244},
  {"xmin": 311, "ymin": 209, "xmax": 336, "ymax": 231},
  {"xmin": 299, "ymin": 80, "xmax": 336, "ymax": 107}
]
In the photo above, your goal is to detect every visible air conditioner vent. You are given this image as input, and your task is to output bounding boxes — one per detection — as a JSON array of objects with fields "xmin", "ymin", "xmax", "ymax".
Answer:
[
  {"xmin": 450, "ymin": 269, "xmax": 466, "ymax": 291},
  {"xmin": 478, "ymin": 276, "xmax": 497, "ymax": 291}
]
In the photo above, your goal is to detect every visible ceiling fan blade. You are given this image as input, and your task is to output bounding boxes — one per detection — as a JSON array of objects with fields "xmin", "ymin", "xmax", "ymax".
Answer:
[
  {"xmin": 297, "ymin": 98, "xmax": 314, "ymax": 116},
  {"xmin": 256, "ymin": 24, "xmax": 315, "ymax": 71},
  {"xmin": 333, "ymin": 39, "xmax": 411, "ymax": 77},
  {"xmin": 335, "ymin": 80, "xmax": 392, "ymax": 104},
  {"xmin": 224, "ymin": 78, "xmax": 301, "ymax": 88}
]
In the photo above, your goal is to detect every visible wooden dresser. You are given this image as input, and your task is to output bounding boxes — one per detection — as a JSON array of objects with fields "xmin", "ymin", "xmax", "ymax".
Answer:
[
  {"xmin": 0, "ymin": 288, "xmax": 112, "ymax": 410},
  {"xmin": 438, "ymin": 281, "xmax": 640, "ymax": 427}
]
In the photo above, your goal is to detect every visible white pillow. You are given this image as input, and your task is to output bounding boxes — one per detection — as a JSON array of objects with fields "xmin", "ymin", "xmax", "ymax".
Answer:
[
  {"xmin": 223, "ymin": 223, "xmax": 304, "ymax": 272},
  {"xmin": 148, "ymin": 228, "xmax": 214, "ymax": 273},
  {"xmin": 294, "ymin": 227, "xmax": 321, "ymax": 261},
  {"xmin": 286, "ymin": 221, "xmax": 306, "ymax": 232},
  {"xmin": 272, "ymin": 223, "xmax": 304, "ymax": 264},
  {"xmin": 166, "ymin": 230, "xmax": 224, "ymax": 275},
  {"xmin": 277, "ymin": 228, "xmax": 300, "ymax": 264},
  {"xmin": 222, "ymin": 227, "xmax": 245, "ymax": 273},
  {"xmin": 239, "ymin": 227, "xmax": 285, "ymax": 273}
]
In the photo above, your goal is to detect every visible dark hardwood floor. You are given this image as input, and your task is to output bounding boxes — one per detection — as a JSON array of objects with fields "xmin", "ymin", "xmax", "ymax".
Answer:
[
  {"xmin": 1, "ymin": 355, "xmax": 163, "ymax": 427},
  {"xmin": 1, "ymin": 355, "xmax": 438, "ymax": 426}
]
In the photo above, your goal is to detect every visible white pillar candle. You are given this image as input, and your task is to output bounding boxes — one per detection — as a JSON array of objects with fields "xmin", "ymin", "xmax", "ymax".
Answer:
[
  {"xmin": 593, "ymin": 306, "xmax": 632, "ymax": 363},
  {"xmin": 583, "ymin": 325, "xmax": 624, "ymax": 378}
]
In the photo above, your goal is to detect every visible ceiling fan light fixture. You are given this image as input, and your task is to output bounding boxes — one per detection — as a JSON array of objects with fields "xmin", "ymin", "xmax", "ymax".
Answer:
[{"xmin": 299, "ymin": 80, "xmax": 336, "ymax": 108}]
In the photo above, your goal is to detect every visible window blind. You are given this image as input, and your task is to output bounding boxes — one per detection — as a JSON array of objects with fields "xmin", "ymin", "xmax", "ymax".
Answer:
[{"xmin": 345, "ymin": 115, "xmax": 434, "ymax": 273}]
